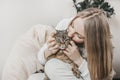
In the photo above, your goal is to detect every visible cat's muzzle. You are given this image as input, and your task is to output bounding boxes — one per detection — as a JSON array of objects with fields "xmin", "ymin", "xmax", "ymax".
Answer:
[{"xmin": 59, "ymin": 44, "xmax": 66, "ymax": 50}]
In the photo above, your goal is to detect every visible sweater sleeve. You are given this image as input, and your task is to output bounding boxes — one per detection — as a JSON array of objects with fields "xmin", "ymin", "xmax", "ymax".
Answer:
[
  {"xmin": 78, "ymin": 59, "xmax": 90, "ymax": 80},
  {"xmin": 37, "ymin": 43, "xmax": 48, "ymax": 65}
]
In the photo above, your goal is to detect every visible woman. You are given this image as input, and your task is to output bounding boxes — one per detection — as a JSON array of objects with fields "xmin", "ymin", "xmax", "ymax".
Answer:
[{"xmin": 38, "ymin": 8, "xmax": 113, "ymax": 80}]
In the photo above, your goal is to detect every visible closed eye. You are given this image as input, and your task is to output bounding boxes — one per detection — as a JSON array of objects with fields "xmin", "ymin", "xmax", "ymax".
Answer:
[{"xmin": 74, "ymin": 32, "xmax": 85, "ymax": 39}]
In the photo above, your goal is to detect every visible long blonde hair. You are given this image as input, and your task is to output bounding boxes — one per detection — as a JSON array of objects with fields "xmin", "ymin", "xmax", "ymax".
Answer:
[{"xmin": 70, "ymin": 8, "xmax": 113, "ymax": 80}]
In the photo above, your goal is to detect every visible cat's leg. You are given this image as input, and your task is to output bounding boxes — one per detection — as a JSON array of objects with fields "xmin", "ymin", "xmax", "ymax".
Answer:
[{"xmin": 44, "ymin": 58, "xmax": 85, "ymax": 80}]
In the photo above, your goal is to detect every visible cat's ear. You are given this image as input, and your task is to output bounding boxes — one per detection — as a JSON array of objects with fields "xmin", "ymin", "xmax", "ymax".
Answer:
[
  {"xmin": 55, "ymin": 30, "xmax": 59, "ymax": 32},
  {"xmin": 64, "ymin": 29, "xmax": 68, "ymax": 33}
]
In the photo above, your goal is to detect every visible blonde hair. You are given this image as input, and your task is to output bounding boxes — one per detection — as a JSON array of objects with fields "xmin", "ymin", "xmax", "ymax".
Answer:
[{"xmin": 70, "ymin": 8, "xmax": 113, "ymax": 80}]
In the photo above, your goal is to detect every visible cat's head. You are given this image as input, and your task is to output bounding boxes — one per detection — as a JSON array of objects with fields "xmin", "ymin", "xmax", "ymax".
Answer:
[{"xmin": 54, "ymin": 30, "xmax": 70, "ymax": 50}]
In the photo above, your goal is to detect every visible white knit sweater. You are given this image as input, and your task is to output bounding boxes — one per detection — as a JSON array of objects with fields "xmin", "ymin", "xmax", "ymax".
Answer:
[{"xmin": 37, "ymin": 18, "xmax": 90, "ymax": 80}]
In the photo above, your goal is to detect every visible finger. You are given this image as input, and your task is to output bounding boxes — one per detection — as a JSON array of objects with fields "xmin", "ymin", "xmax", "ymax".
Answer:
[
  {"xmin": 49, "ymin": 47, "xmax": 59, "ymax": 54},
  {"xmin": 50, "ymin": 32, "xmax": 56, "ymax": 37},
  {"xmin": 47, "ymin": 38, "xmax": 55, "ymax": 43},
  {"xmin": 48, "ymin": 41, "xmax": 57, "ymax": 48},
  {"xmin": 70, "ymin": 41, "xmax": 76, "ymax": 46},
  {"xmin": 53, "ymin": 44, "xmax": 59, "ymax": 49},
  {"xmin": 65, "ymin": 48, "xmax": 69, "ymax": 52},
  {"xmin": 51, "ymin": 49, "xmax": 59, "ymax": 54},
  {"xmin": 63, "ymin": 50, "xmax": 69, "ymax": 56},
  {"xmin": 48, "ymin": 32, "xmax": 56, "ymax": 41},
  {"xmin": 67, "ymin": 44, "xmax": 72, "ymax": 49},
  {"xmin": 48, "ymin": 44, "xmax": 59, "ymax": 50}
]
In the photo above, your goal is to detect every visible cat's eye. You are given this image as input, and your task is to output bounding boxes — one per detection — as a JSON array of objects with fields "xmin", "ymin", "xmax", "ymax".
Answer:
[{"xmin": 65, "ymin": 38, "xmax": 70, "ymax": 41}]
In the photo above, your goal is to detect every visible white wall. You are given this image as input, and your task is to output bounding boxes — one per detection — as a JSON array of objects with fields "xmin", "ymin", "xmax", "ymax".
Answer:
[{"xmin": 0, "ymin": 0, "xmax": 76, "ymax": 79}]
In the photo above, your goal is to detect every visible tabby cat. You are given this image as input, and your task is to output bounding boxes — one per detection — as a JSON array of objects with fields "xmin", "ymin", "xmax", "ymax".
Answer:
[{"xmin": 44, "ymin": 30, "xmax": 85, "ymax": 80}]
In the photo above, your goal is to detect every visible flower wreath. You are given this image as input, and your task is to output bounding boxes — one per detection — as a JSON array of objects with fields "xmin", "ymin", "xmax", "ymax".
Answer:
[{"xmin": 73, "ymin": 0, "xmax": 115, "ymax": 18}]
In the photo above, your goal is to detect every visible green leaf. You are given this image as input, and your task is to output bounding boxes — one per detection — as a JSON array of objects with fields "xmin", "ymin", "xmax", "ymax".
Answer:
[{"xmin": 72, "ymin": 0, "xmax": 115, "ymax": 18}]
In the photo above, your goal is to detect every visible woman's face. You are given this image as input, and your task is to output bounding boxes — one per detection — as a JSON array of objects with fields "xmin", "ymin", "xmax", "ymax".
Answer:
[{"xmin": 67, "ymin": 18, "xmax": 85, "ymax": 44}]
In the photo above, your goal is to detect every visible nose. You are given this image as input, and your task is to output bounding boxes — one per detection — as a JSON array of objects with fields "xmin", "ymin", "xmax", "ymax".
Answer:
[{"xmin": 68, "ymin": 27, "xmax": 76, "ymax": 38}]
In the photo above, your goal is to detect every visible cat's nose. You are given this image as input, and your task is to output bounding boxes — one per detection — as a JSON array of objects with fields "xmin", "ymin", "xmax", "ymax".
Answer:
[{"xmin": 59, "ymin": 44, "xmax": 66, "ymax": 50}]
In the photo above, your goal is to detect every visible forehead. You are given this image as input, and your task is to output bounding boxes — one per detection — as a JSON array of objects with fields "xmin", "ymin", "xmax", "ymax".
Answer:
[{"xmin": 72, "ymin": 18, "xmax": 85, "ymax": 36}]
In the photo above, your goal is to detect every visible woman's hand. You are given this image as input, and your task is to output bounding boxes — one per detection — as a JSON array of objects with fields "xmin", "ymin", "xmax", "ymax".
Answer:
[
  {"xmin": 63, "ymin": 41, "xmax": 83, "ymax": 67},
  {"xmin": 44, "ymin": 33, "xmax": 59, "ymax": 59}
]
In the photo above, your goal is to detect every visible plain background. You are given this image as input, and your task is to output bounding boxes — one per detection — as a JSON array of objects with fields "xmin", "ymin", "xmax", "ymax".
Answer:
[{"xmin": 0, "ymin": 0, "xmax": 120, "ymax": 80}]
